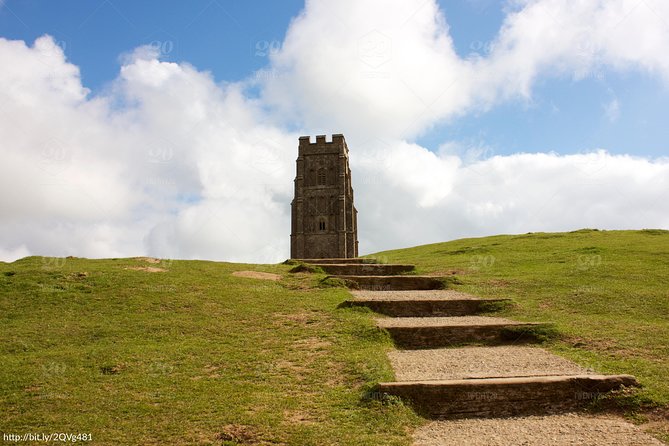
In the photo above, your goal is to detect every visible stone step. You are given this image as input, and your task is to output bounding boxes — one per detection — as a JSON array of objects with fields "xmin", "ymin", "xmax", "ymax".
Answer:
[
  {"xmin": 296, "ymin": 258, "xmax": 378, "ymax": 264},
  {"xmin": 376, "ymin": 317, "xmax": 551, "ymax": 348},
  {"xmin": 343, "ymin": 297, "xmax": 511, "ymax": 317},
  {"xmin": 374, "ymin": 374, "xmax": 639, "ymax": 419},
  {"xmin": 313, "ymin": 263, "xmax": 415, "ymax": 276},
  {"xmin": 331, "ymin": 275, "xmax": 446, "ymax": 291},
  {"xmin": 413, "ymin": 413, "xmax": 664, "ymax": 445},
  {"xmin": 387, "ymin": 346, "xmax": 592, "ymax": 382}
]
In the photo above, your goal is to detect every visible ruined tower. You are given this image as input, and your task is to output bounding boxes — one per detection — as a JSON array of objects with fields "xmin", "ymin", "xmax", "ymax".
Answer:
[{"xmin": 290, "ymin": 134, "xmax": 358, "ymax": 259}]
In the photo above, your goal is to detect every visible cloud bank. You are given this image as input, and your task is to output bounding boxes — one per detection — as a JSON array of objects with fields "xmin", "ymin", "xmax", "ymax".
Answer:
[{"xmin": 0, "ymin": 0, "xmax": 668, "ymax": 262}]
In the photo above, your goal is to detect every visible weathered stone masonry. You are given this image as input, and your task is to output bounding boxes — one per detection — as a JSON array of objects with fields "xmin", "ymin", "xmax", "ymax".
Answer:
[{"xmin": 290, "ymin": 134, "xmax": 358, "ymax": 259}]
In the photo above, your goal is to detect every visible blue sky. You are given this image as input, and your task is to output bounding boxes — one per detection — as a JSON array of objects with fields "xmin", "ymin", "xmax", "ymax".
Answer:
[
  {"xmin": 0, "ymin": 0, "xmax": 303, "ymax": 86},
  {"xmin": 1, "ymin": 0, "xmax": 668, "ymax": 261},
  {"xmin": 3, "ymin": 0, "xmax": 667, "ymax": 158}
]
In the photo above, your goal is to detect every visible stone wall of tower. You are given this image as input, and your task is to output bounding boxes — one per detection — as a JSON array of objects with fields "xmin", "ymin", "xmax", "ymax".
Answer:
[{"xmin": 290, "ymin": 134, "xmax": 358, "ymax": 259}]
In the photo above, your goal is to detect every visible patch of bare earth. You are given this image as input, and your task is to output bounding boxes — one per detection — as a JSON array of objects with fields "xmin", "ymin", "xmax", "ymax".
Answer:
[
  {"xmin": 134, "ymin": 256, "xmax": 162, "ymax": 264},
  {"xmin": 643, "ymin": 407, "xmax": 669, "ymax": 443},
  {"xmin": 274, "ymin": 359, "xmax": 309, "ymax": 381},
  {"xmin": 216, "ymin": 424, "xmax": 261, "ymax": 444},
  {"xmin": 485, "ymin": 279, "xmax": 511, "ymax": 288},
  {"xmin": 272, "ymin": 311, "xmax": 333, "ymax": 330},
  {"xmin": 190, "ymin": 364, "xmax": 224, "ymax": 381},
  {"xmin": 292, "ymin": 337, "xmax": 332, "ymax": 350},
  {"xmin": 125, "ymin": 266, "xmax": 166, "ymax": 272},
  {"xmin": 283, "ymin": 409, "xmax": 318, "ymax": 425},
  {"xmin": 564, "ymin": 336, "xmax": 656, "ymax": 360},
  {"xmin": 232, "ymin": 270, "xmax": 281, "ymax": 281}
]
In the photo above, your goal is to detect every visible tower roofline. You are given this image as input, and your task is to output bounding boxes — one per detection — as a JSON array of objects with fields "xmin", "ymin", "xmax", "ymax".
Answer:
[{"xmin": 298, "ymin": 134, "xmax": 345, "ymax": 145}]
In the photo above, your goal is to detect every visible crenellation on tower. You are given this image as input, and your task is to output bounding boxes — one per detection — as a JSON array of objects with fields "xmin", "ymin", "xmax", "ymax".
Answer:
[{"xmin": 291, "ymin": 134, "xmax": 358, "ymax": 259}]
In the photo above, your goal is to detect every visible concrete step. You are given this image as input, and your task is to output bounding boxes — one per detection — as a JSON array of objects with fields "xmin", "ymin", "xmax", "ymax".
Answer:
[
  {"xmin": 296, "ymin": 258, "xmax": 378, "ymax": 264},
  {"xmin": 376, "ymin": 317, "xmax": 551, "ymax": 348},
  {"xmin": 331, "ymin": 275, "xmax": 446, "ymax": 291},
  {"xmin": 374, "ymin": 374, "xmax": 639, "ymax": 419},
  {"xmin": 313, "ymin": 263, "xmax": 415, "ymax": 276},
  {"xmin": 343, "ymin": 297, "xmax": 511, "ymax": 317}
]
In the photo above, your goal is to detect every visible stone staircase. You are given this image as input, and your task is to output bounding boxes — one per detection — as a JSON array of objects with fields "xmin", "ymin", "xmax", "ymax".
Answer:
[
  {"xmin": 298, "ymin": 258, "xmax": 447, "ymax": 290},
  {"xmin": 375, "ymin": 315, "xmax": 550, "ymax": 349},
  {"xmin": 303, "ymin": 258, "xmax": 640, "ymax": 420},
  {"xmin": 308, "ymin": 262, "xmax": 415, "ymax": 276},
  {"xmin": 342, "ymin": 290, "xmax": 511, "ymax": 317}
]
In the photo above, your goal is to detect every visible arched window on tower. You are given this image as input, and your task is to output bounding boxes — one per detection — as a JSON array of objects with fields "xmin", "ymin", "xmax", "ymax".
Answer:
[
  {"xmin": 317, "ymin": 168, "xmax": 326, "ymax": 186},
  {"xmin": 319, "ymin": 220, "xmax": 326, "ymax": 231}
]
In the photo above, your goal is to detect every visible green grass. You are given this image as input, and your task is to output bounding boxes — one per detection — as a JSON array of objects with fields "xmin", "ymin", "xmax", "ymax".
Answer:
[
  {"xmin": 369, "ymin": 229, "xmax": 669, "ymax": 411},
  {"xmin": 0, "ymin": 257, "xmax": 421, "ymax": 445},
  {"xmin": 3, "ymin": 229, "xmax": 668, "ymax": 443}
]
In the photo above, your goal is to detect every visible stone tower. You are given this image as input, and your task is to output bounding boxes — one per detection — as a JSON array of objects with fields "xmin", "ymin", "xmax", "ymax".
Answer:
[{"xmin": 290, "ymin": 134, "xmax": 358, "ymax": 259}]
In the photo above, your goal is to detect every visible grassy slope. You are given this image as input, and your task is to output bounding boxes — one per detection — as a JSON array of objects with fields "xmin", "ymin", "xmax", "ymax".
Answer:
[
  {"xmin": 2, "ymin": 229, "xmax": 667, "ymax": 443},
  {"xmin": 0, "ymin": 257, "xmax": 420, "ymax": 445},
  {"xmin": 370, "ymin": 229, "xmax": 669, "ymax": 409}
]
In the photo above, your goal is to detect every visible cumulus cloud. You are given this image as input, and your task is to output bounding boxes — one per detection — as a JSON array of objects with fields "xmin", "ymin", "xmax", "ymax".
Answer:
[
  {"xmin": 1, "ymin": 0, "xmax": 668, "ymax": 262},
  {"xmin": 0, "ymin": 35, "xmax": 294, "ymax": 262},
  {"xmin": 354, "ymin": 147, "xmax": 669, "ymax": 253},
  {"xmin": 482, "ymin": 0, "xmax": 669, "ymax": 97},
  {"xmin": 262, "ymin": 0, "xmax": 471, "ymax": 140},
  {"xmin": 262, "ymin": 0, "xmax": 669, "ymax": 139}
]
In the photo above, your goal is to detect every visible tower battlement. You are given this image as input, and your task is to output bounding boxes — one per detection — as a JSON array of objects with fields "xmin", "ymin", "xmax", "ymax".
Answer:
[{"xmin": 298, "ymin": 134, "xmax": 347, "ymax": 154}]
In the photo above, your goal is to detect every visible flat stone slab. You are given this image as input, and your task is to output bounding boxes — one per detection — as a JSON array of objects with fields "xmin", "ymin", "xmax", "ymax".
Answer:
[
  {"xmin": 376, "ymin": 316, "xmax": 520, "ymax": 327},
  {"xmin": 376, "ymin": 317, "xmax": 549, "ymax": 348},
  {"xmin": 389, "ymin": 346, "xmax": 590, "ymax": 381},
  {"xmin": 376, "ymin": 374, "xmax": 639, "ymax": 419},
  {"xmin": 413, "ymin": 413, "xmax": 663, "ymax": 445},
  {"xmin": 332, "ymin": 275, "xmax": 446, "ymax": 291},
  {"xmin": 313, "ymin": 263, "xmax": 415, "ymax": 276},
  {"xmin": 297, "ymin": 258, "xmax": 376, "ymax": 264},
  {"xmin": 351, "ymin": 290, "xmax": 483, "ymax": 301},
  {"xmin": 343, "ymin": 296, "xmax": 511, "ymax": 317}
]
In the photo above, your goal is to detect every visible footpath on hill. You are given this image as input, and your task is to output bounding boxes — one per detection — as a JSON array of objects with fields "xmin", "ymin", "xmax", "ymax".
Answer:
[
  {"xmin": 305, "ymin": 257, "xmax": 664, "ymax": 445},
  {"xmin": 353, "ymin": 289, "xmax": 662, "ymax": 446}
]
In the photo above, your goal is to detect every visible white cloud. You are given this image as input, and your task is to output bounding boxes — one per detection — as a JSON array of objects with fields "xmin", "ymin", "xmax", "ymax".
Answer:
[
  {"xmin": 1, "ymin": 0, "xmax": 669, "ymax": 262},
  {"xmin": 604, "ymin": 98, "xmax": 621, "ymax": 122},
  {"xmin": 481, "ymin": 0, "xmax": 669, "ymax": 96},
  {"xmin": 262, "ymin": 0, "xmax": 471, "ymax": 140},
  {"xmin": 262, "ymin": 0, "xmax": 669, "ymax": 139},
  {"xmin": 354, "ymin": 147, "xmax": 669, "ymax": 253},
  {"xmin": 0, "ymin": 35, "xmax": 295, "ymax": 262}
]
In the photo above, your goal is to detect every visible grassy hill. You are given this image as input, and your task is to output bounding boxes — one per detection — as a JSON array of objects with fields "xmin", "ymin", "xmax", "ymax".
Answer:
[{"xmin": 1, "ymin": 229, "xmax": 667, "ymax": 444}]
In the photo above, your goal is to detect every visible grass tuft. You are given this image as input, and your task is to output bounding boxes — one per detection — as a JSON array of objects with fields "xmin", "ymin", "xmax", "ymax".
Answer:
[
  {"xmin": 288, "ymin": 262, "xmax": 325, "ymax": 274},
  {"xmin": 319, "ymin": 277, "xmax": 357, "ymax": 289},
  {"xmin": 500, "ymin": 324, "xmax": 559, "ymax": 343}
]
